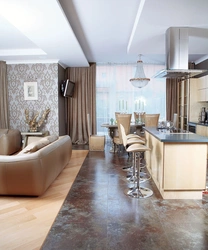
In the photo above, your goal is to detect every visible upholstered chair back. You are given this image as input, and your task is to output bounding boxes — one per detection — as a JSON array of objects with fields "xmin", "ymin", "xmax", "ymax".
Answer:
[
  {"xmin": 144, "ymin": 114, "xmax": 160, "ymax": 127},
  {"xmin": 116, "ymin": 114, "xmax": 132, "ymax": 143}
]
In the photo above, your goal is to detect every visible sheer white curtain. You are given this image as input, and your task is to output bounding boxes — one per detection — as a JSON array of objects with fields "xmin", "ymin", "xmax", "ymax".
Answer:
[{"xmin": 96, "ymin": 63, "xmax": 166, "ymax": 135}]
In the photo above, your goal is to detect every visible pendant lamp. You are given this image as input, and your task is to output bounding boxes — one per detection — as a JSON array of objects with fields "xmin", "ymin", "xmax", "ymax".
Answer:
[{"xmin": 130, "ymin": 55, "xmax": 150, "ymax": 88}]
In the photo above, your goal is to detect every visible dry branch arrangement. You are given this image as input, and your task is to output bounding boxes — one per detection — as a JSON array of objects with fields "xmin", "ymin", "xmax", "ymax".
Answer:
[{"xmin": 25, "ymin": 108, "xmax": 50, "ymax": 132}]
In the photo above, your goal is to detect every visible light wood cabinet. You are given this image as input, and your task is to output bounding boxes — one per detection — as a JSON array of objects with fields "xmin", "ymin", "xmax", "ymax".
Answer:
[
  {"xmin": 145, "ymin": 131, "xmax": 163, "ymax": 190},
  {"xmin": 197, "ymin": 76, "xmax": 208, "ymax": 102},
  {"xmin": 196, "ymin": 124, "xmax": 208, "ymax": 158},
  {"xmin": 189, "ymin": 78, "xmax": 200, "ymax": 122},
  {"xmin": 196, "ymin": 124, "xmax": 208, "ymax": 137},
  {"xmin": 197, "ymin": 89, "xmax": 206, "ymax": 102},
  {"xmin": 189, "ymin": 78, "xmax": 208, "ymax": 123},
  {"xmin": 163, "ymin": 144, "xmax": 206, "ymax": 190}
]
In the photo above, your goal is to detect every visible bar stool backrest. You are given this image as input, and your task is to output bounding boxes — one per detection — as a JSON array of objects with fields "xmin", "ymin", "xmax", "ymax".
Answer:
[
  {"xmin": 116, "ymin": 114, "xmax": 132, "ymax": 143},
  {"xmin": 144, "ymin": 114, "xmax": 160, "ymax": 127},
  {"xmin": 120, "ymin": 124, "xmax": 128, "ymax": 148}
]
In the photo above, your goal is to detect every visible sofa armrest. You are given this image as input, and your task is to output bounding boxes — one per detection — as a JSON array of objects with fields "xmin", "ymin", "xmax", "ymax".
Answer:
[{"xmin": 0, "ymin": 135, "xmax": 72, "ymax": 196}]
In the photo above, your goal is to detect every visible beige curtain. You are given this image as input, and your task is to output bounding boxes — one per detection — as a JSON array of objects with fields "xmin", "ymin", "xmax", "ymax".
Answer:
[
  {"xmin": 65, "ymin": 63, "xmax": 96, "ymax": 144},
  {"xmin": 166, "ymin": 78, "xmax": 178, "ymax": 121},
  {"xmin": 0, "ymin": 61, "xmax": 9, "ymax": 128}
]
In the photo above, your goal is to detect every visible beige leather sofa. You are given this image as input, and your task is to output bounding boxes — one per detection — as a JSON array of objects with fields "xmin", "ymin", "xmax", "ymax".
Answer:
[
  {"xmin": 0, "ymin": 129, "xmax": 22, "ymax": 155},
  {"xmin": 0, "ymin": 135, "xmax": 72, "ymax": 196}
]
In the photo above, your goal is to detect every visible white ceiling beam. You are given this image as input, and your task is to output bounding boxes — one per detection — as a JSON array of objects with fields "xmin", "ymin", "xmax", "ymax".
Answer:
[{"xmin": 127, "ymin": 0, "xmax": 147, "ymax": 54}]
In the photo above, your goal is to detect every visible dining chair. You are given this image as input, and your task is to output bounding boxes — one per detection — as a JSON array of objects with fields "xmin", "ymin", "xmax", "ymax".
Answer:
[
  {"xmin": 113, "ymin": 113, "xmax": 131, "ymax": 153},
  {"xmin": 114, "ymin": 112, "xmax": 121, "ymax": 136},
  {"xmin": 144, "ymin": 114, "xmax": 160, "ymax": 127},
  {"xmin": 115, "ymin": 112, "xmax": 121, "ymax": 119},
  {"xmin": 116, "ymin": 113, "xmax": 145, "ymax": 141},
  {"xmin": 87, "ymin": 113, "xmax": 105, "ymax": 151}
]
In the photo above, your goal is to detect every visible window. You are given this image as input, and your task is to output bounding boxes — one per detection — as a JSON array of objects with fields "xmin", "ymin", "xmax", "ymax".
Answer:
[{"xmin": 96, "ymin": 64, "xmax": 166, "ymax": 135}]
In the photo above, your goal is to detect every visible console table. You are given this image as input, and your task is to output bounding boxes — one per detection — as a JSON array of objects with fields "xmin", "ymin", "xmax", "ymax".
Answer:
[{"xmin": 21, "ymin": 131, "xmax": 49, "ymax": 148}]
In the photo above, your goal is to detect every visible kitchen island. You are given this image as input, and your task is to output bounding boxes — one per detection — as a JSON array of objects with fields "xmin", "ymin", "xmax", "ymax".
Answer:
[{"xmin": 144, "ymin": 127, "xmax": 208, "ymax": 199}]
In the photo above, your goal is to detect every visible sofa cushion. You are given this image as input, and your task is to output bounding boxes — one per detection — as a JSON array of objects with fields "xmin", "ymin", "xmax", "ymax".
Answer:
[
  {"xmin": 19, "ymin": 138, "xmax": 50, "ymax": 154},
  {"xmin": 45, "ymin": 135, "xmax": 59, "ymax": 143},
  {"xmin": 18, "ymin": 135, "xmax": 59, "ymax": 154}
]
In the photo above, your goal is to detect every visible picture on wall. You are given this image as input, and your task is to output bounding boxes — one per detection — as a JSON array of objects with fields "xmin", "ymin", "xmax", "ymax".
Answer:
[{"xmin": 24, "ymin": 82, "xmax": 38, "ymax": 100}]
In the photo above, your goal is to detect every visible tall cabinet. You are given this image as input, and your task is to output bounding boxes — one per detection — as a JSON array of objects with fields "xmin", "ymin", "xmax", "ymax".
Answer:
[
  {"xmin": 189, "ymin": 75, "xmax": 208, "ymax": 123},
  {"xmin": 197, "ymin": 76, "xmax": 208, "ymax": 102},
  {"xmin": 177, "ymin": 78, "xmax": 189, "ymax": 130}
]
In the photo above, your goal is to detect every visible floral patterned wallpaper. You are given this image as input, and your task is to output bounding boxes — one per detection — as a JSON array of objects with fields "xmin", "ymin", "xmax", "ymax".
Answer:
[{"xmin": 7, "ymin": 63, "xmax": 59, "ymax": 135}]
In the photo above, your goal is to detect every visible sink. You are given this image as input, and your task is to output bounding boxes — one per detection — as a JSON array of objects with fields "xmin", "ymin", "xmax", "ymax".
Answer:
[{"xmin": 157, "ymin": 128, "xmax": 189, "ymax": 133}]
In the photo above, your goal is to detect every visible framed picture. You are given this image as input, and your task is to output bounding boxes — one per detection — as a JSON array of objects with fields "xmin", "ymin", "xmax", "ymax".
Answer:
[{"xmin": 24, "ymin": 82, "xmax": 38, "ymax": 100}]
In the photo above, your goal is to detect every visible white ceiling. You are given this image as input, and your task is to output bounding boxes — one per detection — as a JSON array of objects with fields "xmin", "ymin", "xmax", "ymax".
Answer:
[{"xmin": 0, "ymin": 0, "xmax": 208, "ymax": 68}]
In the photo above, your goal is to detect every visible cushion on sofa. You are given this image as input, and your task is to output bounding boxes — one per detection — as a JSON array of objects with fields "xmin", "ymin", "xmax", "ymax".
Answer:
[
  {"xmin": 19, "ymin": 138, "xmax": 50, "ymax": 154},
  {"xmin": 18, "ymin": 135, "xmax": 59, "ymax": 154},
  {"xmin": 45, "ymin": 135, "xmax": 59, "ymax": 143}
]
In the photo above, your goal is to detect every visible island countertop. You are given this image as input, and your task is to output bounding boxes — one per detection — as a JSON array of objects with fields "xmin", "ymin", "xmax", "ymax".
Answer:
[
  {"xmin": 144, "ymin": 127, "xmax": 208, "ymax": 143},
  {"xmin": 189, "ymin": 121, "xmax": 208, "ymax": 127}
]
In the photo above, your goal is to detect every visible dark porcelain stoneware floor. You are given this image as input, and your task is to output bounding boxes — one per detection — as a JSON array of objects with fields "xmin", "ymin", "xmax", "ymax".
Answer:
[{"xmin": 41, "ymin": 141, "xmax": 208, "ymax": 250}]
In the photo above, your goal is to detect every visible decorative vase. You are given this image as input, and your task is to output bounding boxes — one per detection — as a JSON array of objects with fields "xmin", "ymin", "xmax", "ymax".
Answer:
[{"xmin": 29, "ymin": 125, "xmax": 38, "ymax": 132}]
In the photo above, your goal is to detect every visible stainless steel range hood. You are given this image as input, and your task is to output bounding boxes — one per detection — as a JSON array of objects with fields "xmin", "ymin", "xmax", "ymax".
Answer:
[{"xmin": 154, "ymin": 27, "xmax": 207, "ymax": 79}]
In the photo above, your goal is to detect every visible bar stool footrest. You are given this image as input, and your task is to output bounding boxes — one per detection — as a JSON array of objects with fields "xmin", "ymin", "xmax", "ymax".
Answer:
[
  {"xmin": 127, "ymin": 172, "xmax": 151, "ymax": 183},
  {"xmin": 122, "ymin": 165, "xmax": 133, "ymax": 171},
  {"xmin": 124, "ymin": 187, "xmax": 153, "ymax": 198}
]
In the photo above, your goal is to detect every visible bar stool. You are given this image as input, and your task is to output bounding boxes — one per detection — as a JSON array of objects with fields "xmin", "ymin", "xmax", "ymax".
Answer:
[
  {"xmin": 120, "ymin": 124, "xmax": 151, "ymax": 184},
  {"xmin": 135, "ymin": 113, "xmax": 160, "ymax": 171},
  {"xmin": 125, "ymin": 143, "xmax": 153, "ymax": 198}
]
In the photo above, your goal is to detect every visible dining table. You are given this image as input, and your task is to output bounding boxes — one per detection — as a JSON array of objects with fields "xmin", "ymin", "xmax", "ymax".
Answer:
[{"xmin": 101, "ymin": 122, "xmax": 144, "ymax": 152}]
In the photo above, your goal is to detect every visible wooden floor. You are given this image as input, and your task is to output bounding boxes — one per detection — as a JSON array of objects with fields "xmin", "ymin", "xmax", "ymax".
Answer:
[{"xmin": 0, "ymin": 150, "xmax": 88, "ymax": 250}]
